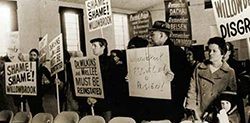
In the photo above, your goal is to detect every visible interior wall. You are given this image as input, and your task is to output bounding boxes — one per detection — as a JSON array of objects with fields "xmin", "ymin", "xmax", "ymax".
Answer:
[
  {"xmin": 16, "ymin": 0, "xmax": 115, "ymax": 57},
  {"xmin": 146, "ymin": 1, "xmax": 165, "ymax": 23}
]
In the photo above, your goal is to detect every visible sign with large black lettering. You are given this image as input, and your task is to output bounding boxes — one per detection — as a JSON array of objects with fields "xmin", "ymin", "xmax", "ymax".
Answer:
[
  {"xmin": 49, "ymin": 34, "xmax": 64, "ymax": 76},
  {"xmin": 5, "ymin": 62, "xmax": 37, "ymax": 96},
  {"xmin": 128, "ymin": 10, "xmax": 152, "ymax": 40},
  {"xmin": 165, "ymin": 0, "xmax": 194, "ymax": 47},
  {"xmin": 212, "ymin": 0, "xmax": 250, "ymax": 41},
  {"xmin": 70, "ymin": 57, "xmax": 104, "ymax": 98},
  {"xmin": 85, "ymin": 0, "xmax": 112, "ymax": 32},
  {"xmin": 127, "ymin": 46, "xmax": 172, "ymax": 99}
]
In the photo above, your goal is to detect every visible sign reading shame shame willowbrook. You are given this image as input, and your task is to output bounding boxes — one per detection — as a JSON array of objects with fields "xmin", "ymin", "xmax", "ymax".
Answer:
[
  {"xmin": 49, "ymin": 34, "xmax": 64, "ymax": 76},
  {"xmin": 5, "ymin": 62, "xmax": 37, "ymax": 96},
  {"xmin": 127, "ymin": 46, "xmax": 171, "ymax": 99},
  {"xmin": 128, "ymin": 10, "xmax": 152, "ymax": 40},
  {"xmin": 212, "ymin": 0, "xmax": 250, "ymax": 41},
  {"xmin": 70, "ymin": 57, "xmax": 104, "ymax": 98},
  {"xmin": 85, "ymin": 0, "xmax": 112, "ymax": 32}
]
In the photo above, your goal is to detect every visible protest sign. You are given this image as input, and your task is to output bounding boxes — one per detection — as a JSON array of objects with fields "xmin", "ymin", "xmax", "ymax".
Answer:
[
  {"xmin": 85, "ymin": 0, "xmax": 112, "ymax": 32},
  {"xmin": 128, "ymin": 10, "xmax": 152, "ymax": 40},
  {"xmin": 5, "ymin": 62, "xmax": 37, "ymax": 96},
  {"xmin": 39, "ymin": 34, "xmax": 48, "ymax": 65},
  {"xmin": 127, "ymin": 46, "xmax": 171, "ymax": 99},
  {"xmin": 70, "ymin": 57, "xmax": 104, "ymax": 98},
  {"xmin": 6, "ymin": 31, "xmax": 21, "ymax": 62},
  {"xmin": 165, "ymin": 0, "xmax": 194, "ymax": 47},
  {"xmin": 211, "ymin": 0, "xmax": 250, "ymax": 41},
  {"xmin": 49, "ymin": 34, "xmax": 64, "ymax": 76}
]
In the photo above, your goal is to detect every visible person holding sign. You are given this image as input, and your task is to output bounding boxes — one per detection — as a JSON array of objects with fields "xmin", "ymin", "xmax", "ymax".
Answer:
[
  {"xmin": 144, "ymin": 20, "xmax": 188, "ymax": 122},
  {"xmin": 185, "ymin": 37, "xmax": 237, "ymax": 121},
  {"xmin": 87, "ymin": 38, "xmax": 114, "ymax": 122},
  {"xmin": 25, "ymin": 49, "xmax": 54, "ymax": 116}
]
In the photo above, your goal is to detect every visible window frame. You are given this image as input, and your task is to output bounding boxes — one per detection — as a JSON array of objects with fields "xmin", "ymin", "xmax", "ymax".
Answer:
[{"xmin": 59, "ymin": 6, "xmax": 86, "ymax": 56}]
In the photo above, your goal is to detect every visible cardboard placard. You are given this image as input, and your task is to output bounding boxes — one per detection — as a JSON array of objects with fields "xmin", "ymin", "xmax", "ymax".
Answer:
[
  {"xmin": 49, "ymin": 34, "xmax": 64, "ymax": 76},
  {"xmin": 211, "ymin": 0, "xmax": 250, "ymax": 41},
  {"xmin": 39, "ymin": 34, "xmax": 48, "ymax": 65},
  {"xmin": 70, "ymin": 57, "xmax": 104, "ymax": 98},
  {"xmin": 127, "ymin": 46, "xmax": 171, "ymax": 99},
  {"xmin": 5, "ymin": 62, "xmax": 37, "ymax": 96},
  {"xmin": 85, "ymin": 0, "xmax": 112, "ymax": 32}
]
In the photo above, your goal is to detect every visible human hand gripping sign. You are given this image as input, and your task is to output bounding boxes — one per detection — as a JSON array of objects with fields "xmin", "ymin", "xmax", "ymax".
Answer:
[{"xmin": 164, "ymin": 69, "xmax": 174, "ymax": 82}]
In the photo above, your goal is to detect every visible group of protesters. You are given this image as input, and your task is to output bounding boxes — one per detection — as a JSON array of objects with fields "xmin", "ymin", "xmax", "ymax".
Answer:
[{"xmin": 0, "ymin": 20, "xmax": 250, "ymax": 123}]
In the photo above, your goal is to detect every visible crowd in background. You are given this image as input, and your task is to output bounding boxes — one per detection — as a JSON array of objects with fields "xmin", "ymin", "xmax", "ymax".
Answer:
[{"xmin": 0, "ymin": 20, "xmax": 250, "ymax": 123}]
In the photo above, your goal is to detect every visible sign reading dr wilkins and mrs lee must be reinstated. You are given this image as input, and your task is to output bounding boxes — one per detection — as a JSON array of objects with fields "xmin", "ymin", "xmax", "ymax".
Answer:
[{"xmin": 71, "ymin": 57, "xmax": 104, "ymax": 99}]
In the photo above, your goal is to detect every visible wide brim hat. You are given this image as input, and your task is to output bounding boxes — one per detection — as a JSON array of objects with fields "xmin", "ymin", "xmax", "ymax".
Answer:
[{"xmin": 149, "ymin": 21, "xmax": 171, "ymax": 33}]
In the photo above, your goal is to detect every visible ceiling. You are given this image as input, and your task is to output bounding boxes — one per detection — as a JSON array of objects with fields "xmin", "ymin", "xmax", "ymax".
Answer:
[
  {"xmin": 58, "ymin": 0, "xmax": 164, "ymax": 11},
  {"xmin": 110, "ymin": 0, "xmax": 163, "ymax": 11}
]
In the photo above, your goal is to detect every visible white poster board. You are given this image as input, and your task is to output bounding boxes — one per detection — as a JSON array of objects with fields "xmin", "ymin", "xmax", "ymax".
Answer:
[
  {"xmin": 5, "ymin": 62, "xmax": 37, "ymax": 96},
  {"xmin": 6, "ymin": 31, "xmax": 20, "ymax": 62},
  {"xmin": 211, "ymin": 0, "xmax": 250, "ymax": 41},
  {"xmin": 127, "ymin": 46, "xmax": 171, "ymax": 99},
  {"xmin": 49, "ymin": 34, "xmax": 64, "ymax": 76},
  {"xmin": 70, "ymin": 57, "xmax": 104, "ymax": 99},
  {"xmin": 39, "ymin": 34, "xmax": 48, "ymax": 65},
  {"xmin": 85, "ymin": 0, "xmax": 112, "ymax": 32}
]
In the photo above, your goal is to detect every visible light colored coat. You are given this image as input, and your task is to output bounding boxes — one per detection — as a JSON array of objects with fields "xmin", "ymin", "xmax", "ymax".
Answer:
[{"xmin": 185, "ymin": 61, "xmax": 237, "ymax": 118}]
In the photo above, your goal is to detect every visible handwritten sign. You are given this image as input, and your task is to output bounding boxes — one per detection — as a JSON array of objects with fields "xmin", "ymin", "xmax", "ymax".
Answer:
[
  {"xmin": 85, "ymin": 0, "xmax": 112, "ymax": 31},
  {"xmin": 6, "ymin": 31, "xmax": 20, "ymax": 62},
  {"xmin": 49, "ymin": 34, "xmax": 64, "ymax": 76},
  {"xmin": 127, "ymin": 46, "xmax": 171, "ymax": 99},
  {"xmin": 165, "ymin": 0, "xmax": 193, "ymax": 47},
  {"xmin": 5, "ymin": 62, "xmax": 37, "ymax": 96},
  {"xmin": 128, "ymin": 10, "xmax": 152, "ymax": 40},
  {"xmin": 211, "ymin": 0, "xmax": 250, "ymax": 41},
  {"xmin": 70, "ymin": 57, "xmax": 104, "ymax": 98},
  {"xmin": 39, "ymin": 34, "xmax": 48, "ymax": 65}
]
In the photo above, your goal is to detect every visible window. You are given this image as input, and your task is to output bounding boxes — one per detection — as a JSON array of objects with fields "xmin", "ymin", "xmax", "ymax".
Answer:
[
  {"xmin": 113, "ymin": 13, "xmax": 129, "ymax": 50},
  {"xmin": 0, "ymin": 1, "xmax": 18, "ymax": 56},
  {"xmin": 205, "ymin": 0, "xmax": 212, "ymax": 9},
  {"xmin": 59, "ymin": 7, "xmax": 86, "ymax": 56}
]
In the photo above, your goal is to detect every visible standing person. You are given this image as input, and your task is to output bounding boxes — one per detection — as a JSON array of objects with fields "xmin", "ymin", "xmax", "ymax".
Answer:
[
  {"xmin": 26, "ymin": 49, "xmax": 54, "ymax": 116},
  {"xmin": 144, "ymin": 20, "xmax": 188, "ymax": 122},
  {"xmin": 224, "ymin": 42, "xmax": 248, "ymax": 123},
  {"xmin": 109, "ymin": 49, "xmax": 129, "ymax": 117},
  {"xmin": 87, "ymin": 38, "xmax": 114, "ymax": 122},
  {"xmin": 185, "ymin": 37, "xmax": 237, "ymax": 121}
]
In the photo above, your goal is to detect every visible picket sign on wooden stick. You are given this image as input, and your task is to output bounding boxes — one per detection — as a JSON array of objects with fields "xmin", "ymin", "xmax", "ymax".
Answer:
[
  {"xmin": 20, "ymin": 95, "xmax": 24, "ymax": 112},
  {"xmin": 49, "ymin": 34, "xmax": 64, "ymax": 115},
  {"xmin": 56, "ymin": 75, "xmax": 60, "ymax": 114}
]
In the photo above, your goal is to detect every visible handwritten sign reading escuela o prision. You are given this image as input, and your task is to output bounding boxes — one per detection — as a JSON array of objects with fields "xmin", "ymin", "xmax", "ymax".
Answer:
[
  {"xmin": 85, "ymin": 0, "xmax": 112, "ymax": 32},
  {"xmin": 211, "ymin": 0, "xmax": 250, "ymax": 41},
  {"xmin": 5, "ymin": 62, "xmax": 37, "ymax": 96},
  {"xmin": 165, "ymin": 0, "xmax": 193, "ymax": 47},
  {"xmin": 49, "ymin": 34, "xmax": 64, "ymax": 76},
  {"xmin": 127, "ymin": 46, "xmax": 171, "ymax": 99},
  {"xmin": 128, "ymin": 10, "xmax": 152, "ymax": 40},
  {"xmin": 70, "ymin": 57, "xmax": 104, "ymax": 98}
]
